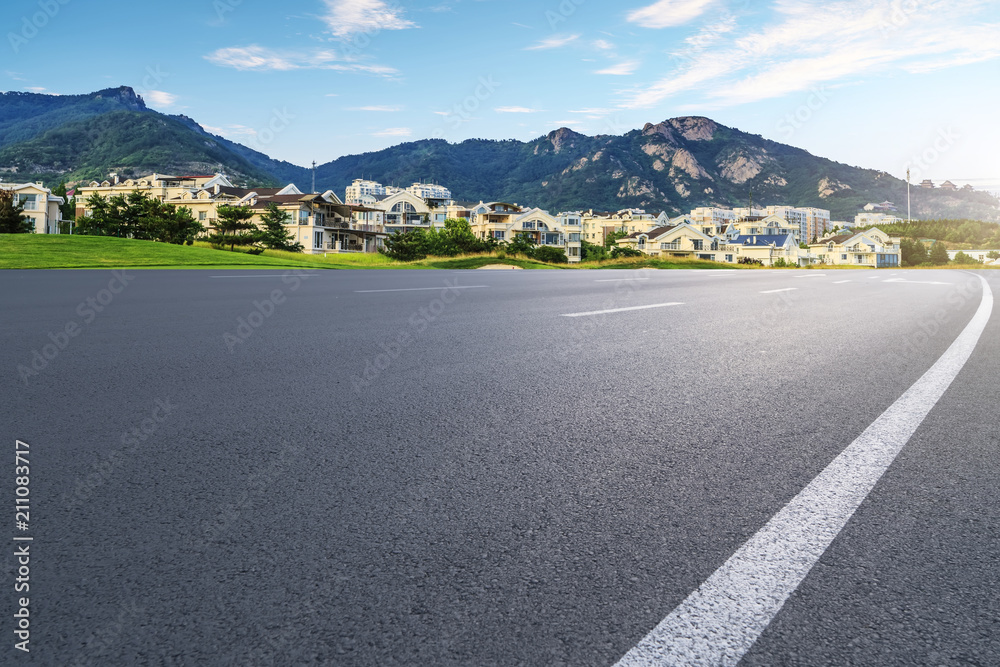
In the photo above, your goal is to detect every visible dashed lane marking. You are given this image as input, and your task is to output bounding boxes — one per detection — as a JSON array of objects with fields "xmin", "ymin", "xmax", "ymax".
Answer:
[
  {"xmin": 760, "ymin": 288, "xmax": 797, "ymax": 294},
  {"xmin": 355, "ymin": 286, "xmax": 489, "ymax": 293},
  {"xmin": 561, "ymin": 302, "xmax": 683, "ymax": 317},
  {"xmin": 615, "ymin": 275, "xmax": 993, "ymax": 667}
]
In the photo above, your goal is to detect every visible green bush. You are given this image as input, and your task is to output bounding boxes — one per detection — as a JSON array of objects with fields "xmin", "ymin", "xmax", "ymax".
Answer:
[{"xmin": 533, "ymin": 246, "xmax": 569, "ymax": 263}]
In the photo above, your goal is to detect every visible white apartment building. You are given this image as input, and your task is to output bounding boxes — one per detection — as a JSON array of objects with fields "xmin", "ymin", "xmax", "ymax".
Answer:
[
  {"xmin": 345, "ymin": 179, "xmax": 452, "ymax": 205},
  {"xmin": 406, "ymin": 182, "xmax": 451, "ymax": 201},
  {"xmin": 690, "ymin": 207, "xmax": 736, "ymax": 233},
  {"xmin": 6, "ymin": 182, "xmax": 65, "ymax": 234},
  {"xmin": 854, "ymin": 212, "xmax": 902, "ymax": 227}
]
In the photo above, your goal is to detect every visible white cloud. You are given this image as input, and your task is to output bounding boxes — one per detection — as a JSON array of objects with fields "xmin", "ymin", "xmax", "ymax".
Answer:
[
  {"xmin": 323, "ymin": 0, "xmax": 417, "ymax": 38},
  {"xmin": 595, "ymin": 61, "xmax": 639, "ymax": 75},
  {"xmin": 627, "ymin": 0, "xmax": 717, "ymax": 29},
  {"xmin": 525, "ymin": 34, "xmax": 579, "ymax": 50},
  {"xmin": 594, "ymin": 39, "xmax": 615, "ymax": 50},
  {"xmin": 372, "ymin": 127, "xmax": 412, "ymax": 137},
  {"xmin": 146, "ymin": 90, "xmax": 178, "ymax": 107},
  {"xmin": 495, "ymin": 106, "xmax": 540, "ymax": 113},
  {"xmin": 350, "ymin": 105, "xmax": 403, "ymax": 111},
  {"xmin": 27, "ymin": 86, "xmax": 46, "ymax": 92},
  {"xmin": 204, "ymin": 45, "xmax": 397, "ymax": 76},
  {"xmin": 623, "ymin": 0, "xmax": 1000, "ymax": 108}
]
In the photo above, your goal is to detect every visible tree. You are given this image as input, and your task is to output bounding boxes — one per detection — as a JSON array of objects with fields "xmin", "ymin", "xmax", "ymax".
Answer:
[
  {"xmin": 533, "ymin": 246, "xmax": 569, "ymax": 263},
  {"xmin": 52, "ymin": 183, "xmax": 77, "ymax": 221},
  {"xmin": 952, "ymin": 251, "xmax": 978, "ymax": 265},
  {"xmin": 604, "ymin": 229, "xmax": 628, "ymax": 249},
  {"xmin": 581, "ymin": 239, "xmax": 607, "ymax": 261},
  {"xmin": 505, "ymin": 232, "xmax": 536, "ymax": 257},
  {"xmin": 0, "ymin": 188, "xmax": 33, "ymax": 233},
  {"xmin": 258, "ymin": 203, "xmax": 303, "ymax": 252},
  {"xmin": 929, "ymin": 241, "xmax": 950, "ymax": 265},
  {"xmin": 380, "ymin": 229, "xmax": 428, "ymax": 261},
  {"xmin": 610, "ymin": 245, "xmax": 643, "ymax": 259},
  {"xmin": 75, "ymin": 192, "xmax": 202, "ymax": 243},
  {"xmin": 211, "ymin": 205, "xmax": 257, "ymax": 251},
  {"xmin": 900, "ymin": 238, "xmax": 928, "ymax": 266},
  {"xmin": 987, "ymin": 250, "xmax": 1000, "ymax": 260}
]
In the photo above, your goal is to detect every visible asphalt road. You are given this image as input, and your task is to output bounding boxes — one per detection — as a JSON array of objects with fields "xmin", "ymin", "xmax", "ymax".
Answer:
[{"xmin": 1, "ymin": 267, "xmax": 998, "ymax": 666}]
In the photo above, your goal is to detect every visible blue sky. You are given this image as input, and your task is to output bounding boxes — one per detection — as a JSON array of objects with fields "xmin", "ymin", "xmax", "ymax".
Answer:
[{"xmin": 5, "ymin": 0, "xmax": 1000, "ymax": 191}]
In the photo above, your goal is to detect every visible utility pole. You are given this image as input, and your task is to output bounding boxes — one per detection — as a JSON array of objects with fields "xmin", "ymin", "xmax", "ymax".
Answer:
[
  {"xmin": 906, "ymin": 168, "xmax": 911, "ymax": 225},
  {"xmin": 312, "ymin": 161, "xmax": 317, "ymax": 194}
]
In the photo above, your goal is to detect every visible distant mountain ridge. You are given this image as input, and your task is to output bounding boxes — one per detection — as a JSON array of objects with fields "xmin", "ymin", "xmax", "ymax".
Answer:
[{"xmin": 1, "ymin": 87, "xmax": 997, "ymax": 222}]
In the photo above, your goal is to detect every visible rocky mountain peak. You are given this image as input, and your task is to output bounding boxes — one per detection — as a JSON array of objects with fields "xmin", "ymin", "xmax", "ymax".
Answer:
[
  {"xmin": 92, "ymin": 86, "xmax": 146, "ymax": 111},
  {"xmin": 667, "ymin": 116, "xmax": 718, "ymax": 141},
  {"xmin": 547, "ymin": 127, "xmax": 582, "ymax": 153}
]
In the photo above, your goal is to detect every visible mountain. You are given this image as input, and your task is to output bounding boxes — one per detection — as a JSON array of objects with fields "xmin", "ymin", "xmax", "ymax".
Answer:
[
  {"xmin": 0, "ymin": 87, "xmax": 307, "ymax": 187},
  {"xmin": 310, "ymin": 118, "xmax": 1000, "ymax": 222},
  {"xmin": 1, "ymin": 88, "xmax": 997, "ymax": 221},
  {"xmin": 0, "ymin": 86, "xmax": 146, "ymax": 150}
]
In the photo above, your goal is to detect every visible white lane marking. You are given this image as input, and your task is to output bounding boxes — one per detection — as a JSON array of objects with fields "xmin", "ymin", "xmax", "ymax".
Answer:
[
  {"xmin": 211, "ymin": 275, "xmax": 291, "ymax": 278},
  {"xmin": 760, "ymin": 288, "xmax": 797, "ymax": 294},
  {"xmin": 561, "ymin": 302, "xmax": 683, "ymax": 318},
  {"xmin": 884, "ymin": 278, "xmax": 952, "ymax": 286},
  {"xmin": 794, "ymin": 274, "xmax": 826, "ymax": 278},
  {"xmin": 833, "ymin": 280, "xmax": 852, "ymax": 284},
  {"xmin": 615, "ymin": 275, "xmax": 993, "ymax": 667},
  {"xmin": 595, "ymin": 279, "xmax": 650, "ymax": 283},
  {"xmin": 355, "ymin": 286, "xmax": 488, "ymax": 293}
]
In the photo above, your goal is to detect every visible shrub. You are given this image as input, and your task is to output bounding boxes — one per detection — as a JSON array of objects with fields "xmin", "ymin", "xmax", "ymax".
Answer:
[{"xmin": 533, "ymin": 246, "xmax": 569, "ymax": 263}]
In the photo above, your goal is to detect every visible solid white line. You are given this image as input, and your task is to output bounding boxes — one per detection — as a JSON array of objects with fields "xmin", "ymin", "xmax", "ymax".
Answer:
[
  {"xmin": 615, "ymin": 275, "xmax": 992, "ymax": 667},
  {"xmin": 794, "ymin": 274, "xmax": 826, "ymax": 278},
  {"xmin": 595, "ymin": 279, "xmax": 649, "ymax": 283},
  {"xmin": 355, "ymin": 286, "xmax": 488, "ymax": 293},
  {"xmin": 760, "ymin": 288, "xmax": 797, "ymax": 294},
  {"xmin": 833, "ymin": 280, "xmax": 852, "ymax": 284},
  {"xmin": 561, "ymin": 302, "xmax": 683, "ymax": 317},
  {"xmin": 211, "ymin": 275, "xmax": 288, "ymax": 278}
]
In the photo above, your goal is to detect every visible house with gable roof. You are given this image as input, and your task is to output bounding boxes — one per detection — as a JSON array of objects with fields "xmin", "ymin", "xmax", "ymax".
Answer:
[{"xmin": 809, "ymin": 228, "xmax": 901, "ymax": 267}]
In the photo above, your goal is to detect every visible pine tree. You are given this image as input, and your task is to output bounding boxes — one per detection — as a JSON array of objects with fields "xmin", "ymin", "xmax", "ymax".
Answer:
[
  {"xmin": 0, "ymin": 189, "xmax": 33, "ymax": 234},
  {"xmin": 258, "ymin": 203, "xmax": 302, "ymax": 252},
  {"xmin": 929, "ymin": 241, "xmax": 950, "ymax": 265},
  {"xmin": 210, "ymin": 205, "xmax": 257, "ymax": 252}
]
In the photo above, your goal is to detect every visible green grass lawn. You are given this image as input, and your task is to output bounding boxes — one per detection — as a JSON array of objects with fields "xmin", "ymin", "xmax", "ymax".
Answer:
[{"xmin": 0, "ymin": 235, "xmax": 328, "ymax": 270}]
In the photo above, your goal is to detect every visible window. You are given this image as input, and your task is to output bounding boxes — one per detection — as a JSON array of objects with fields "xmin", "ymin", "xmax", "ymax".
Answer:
[
  {"xmin": 492, "ymin": 231, "xmax": 505, "ymax": 240},
  {"xmin": 693, "ymin": 240, "xmax": 703, "ymax": 251},
  {"xmin": 568, "ymin": 247, "xmax": 579, "ymax": 257},
  {"xmin": 725, "ymin": 254, "xmax": 733, "ymax": 263},
  {"xmin": 199, "ymin": 211, "xmax": 207, "ymax": 221},
  {"xmin": 299, "ymin": 210, "xmax": 309, "ymax": 225},
  {"xmin": 314, "ymin": 231, "xmax": 324, "ymax": 249},
  {"xmin": 568, "ymin": 233, "xmax": 580, "ymax": 242},
  {"xmin": 522, "ymin": 221, "xmax": 536, "ymax": 230},
  {"xmin": 841, "ymin": 254, "xmax": 847, "ymax": 260}
]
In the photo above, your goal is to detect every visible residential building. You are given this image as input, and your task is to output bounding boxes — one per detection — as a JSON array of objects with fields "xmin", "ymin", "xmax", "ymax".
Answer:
[
  {"xmin": 75, "ymin": 173, "xmax": 235, "ymax": 214},
  {"xmin": 468, "ymin": 202, "xmax": 524, "ymax": 241},
  {"xmin": 727, "ymin": 234, "xmax": 801, "ymax": 266},
  {"xmin": 509, "ymin": 208, "xmax": 582, "ymax": 263},
  {"xmin": 617, "ymin": 219, "xmax": 721, "ymax": 261},
  {"xmin": 854, "ymin": 212, "xmax": 902, "ymax": 227},
  {"xmin": 864, "ymin": 201, "xmax": 897, "ymax": 212},
  {"xmin": 5, "ymin": 182, "xmax": 65, "ymax": 234},
  {"xmin": 690, "ymin": 207, "xmax": 736, "ymax": 234},
  {"xmin": 809, "ymin": 228, "xmax": 901, "ymax": 267},
  {"xmin": 946, "ymin": 249, "xmax": 1000, "ymax": 263},
  {"xmin": 344, "ymin": 179, "xmax": 451, "ymax": 206},
  {"xmin": 377, "ymin": 190, "xmax": 440, "ymax": 233}
]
